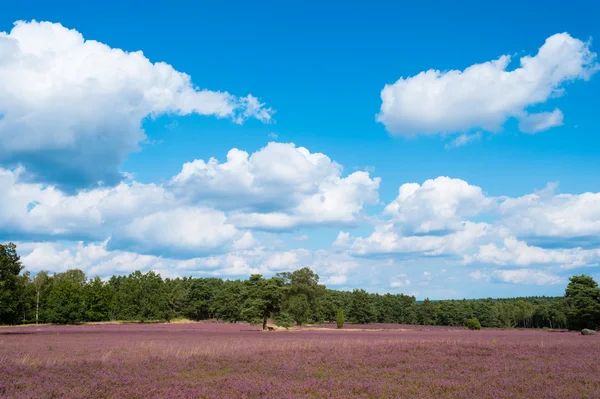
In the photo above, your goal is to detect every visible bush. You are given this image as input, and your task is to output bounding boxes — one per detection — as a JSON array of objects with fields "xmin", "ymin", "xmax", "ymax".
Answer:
[
  {"xmin": 274, "ymin": 312, "xmax": 294, "ymax": 329},
  {"xmin": 336, "ymin": 308, "xmax": 345, "ymax": 329},
  {"xmin": 465, "ymin": 318, "xmax": 481, "ymax": 330}
]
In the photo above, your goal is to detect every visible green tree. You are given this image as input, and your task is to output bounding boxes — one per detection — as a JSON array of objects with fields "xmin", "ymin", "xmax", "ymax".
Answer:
[
  {"xmin": 336, "ymin": 308, "xmax": 345, "ymax": 329},
  {"xmin": 564, "ymin": 275, "xmax": 600, "ymax": 330},
  {"xmin": 496, "ymin": 303, "xmax": 517, "ymax": 328},
  {"xmin": 0, "ymin": 243, "xmax": 25, "ymax": 324},
  {"xmin": 212, "ymin": 280, "xmax": 244, "ymax": 322},
  {"xmin": 349, "ymin": 289, "xmax": 377, "ymax": 324},
  {"xmin": 241, "ymin": 275, "xmax": 285, "ymax": 330},
  {"xmin": 46, "ymin": 276, "xmax": 85, "ymax": 324},
  {"xmin": 84, "ymin": 277, "xmax": 111, "ymax": 321},
  {"xmin": 279, "ymin": 268, "xmax": 325, "ymax": 325},
  {"xmin": 417, "ymin": 298, "xmax": 438, "ymax": 326}
]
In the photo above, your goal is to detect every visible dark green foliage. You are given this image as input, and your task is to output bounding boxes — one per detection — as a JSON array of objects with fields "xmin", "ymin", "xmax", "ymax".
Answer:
[
  {"xmin": 350, "ymin": 289, "xmax": 377, "ymax": 324},
  {"xmin": 274, "ymin": 312, "xmax": 294, "ymax": 328},
  {"xmin": 212, "ymin": 280, "xmax": 244, "ymax": 322},
  {"xmin": 241, "ymin": 275, "xmax": 285, "ymax": 330},
  {"xmin": 0, "ymin": 243, "xmax": 25, "ymax": 324},
  {"xmin": 106, "ymin": 271, "xmax": 170, "ymax": 321},
  {"xmin": 47, "ymin": 274, "xmax": 86, "ymax": 324},
  {"xmin": 417, "ymin": 298, "xmax": 438, "ymax": 326},
  {"xmin": 84, "ymin": 277, "xmax": 111, "ymax": 322},
  {"xmin": 465, "ymin": 318, "xmax": 481, "ymax": 330},
  {"xmin": 564, "ymin": 275, "xmax": 600, "ymax": 330},
  {"xmin": 279, "ymin": 268, "xmax": 325, "ymax": 325},
  {"xmin": 336, "ymin": 308, "xmax": 344, "ymax": 329}
]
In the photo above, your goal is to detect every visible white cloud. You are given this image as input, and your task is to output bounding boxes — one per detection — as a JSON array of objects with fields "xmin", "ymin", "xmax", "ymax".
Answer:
[
  {"xmin": 518, "ymin": 109, "xmax": 564, "ymax": 133},
  {"xmin": 325, "ymin": 275, "xmax": 347, "ymax": 285},
  {"xmin": 263, "ymin": 251, "xmax": 300, "ymax": 271},
  {"xmin": 464, "ymin": 237, "xmax": 600, "ymax": 269},
  {"xmin": 17, "ymin": 240, "xmax": 363, "ymax": 285},
  {"xmin": 469, "ymin": 270, "xmax": 490, "ymax": 281},
  {"xmin": 492, "ymin": 269, "xmax": 562, "ymax": 285},
  {"xmin": 333, "ymin": 231, "xmax": 352, "ymax": 249},
  {"xmin": 20, "ymin": 240, "xmax": 163, "ymax": 276},
  {"xmin": 384, "ymin": 177, "xmax": 494, "ymax": 233},
  {"xmin": 0, "ymin": 20, "xmax": 272, "ymax": 189},
  {"xmin": 390, "ymin": 278, "xmax": 410, "ymax": 288},
  {"xmin": 112, "ymin": 207, "xmax": 244, "ymax": 257},
  {"xmin": 0, "ymin": 167, "xmax": 173, "ymax": 239},
  {"xmin": 378, "ymin": 33, "xmax": 597, "ymax": 136},
  {"xmin": 499, "ymin": 184, "xmax": 600, "ymax": 240},
  {"xmin": 172, "ymin": 143, "xmax": 380, "ymax": 229},
  {"xmin": 349, "ymin": 221, "xmax": 488, "ymax": 257},
  {"xmin": 445, "ymin": 132, "xmax": 482, "ymax": 149},
  {"xmin": 293, "ymin": 234, "xmax": 309, "ymax": 241},
  {"xmin": 0, "ymin": 141, "xmax": 382, "ymax": 254}
]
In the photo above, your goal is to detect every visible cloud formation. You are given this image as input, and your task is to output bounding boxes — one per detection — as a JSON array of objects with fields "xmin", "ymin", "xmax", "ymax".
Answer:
[
  {"xmin": 0, "ymin": 21, "xmax": 273, "ymax": 190},
  {"xmin": 0, "ymin": 142, "xmax": 381, "ymax": 256},
  {"xmin": 378, "ymin": 33, "xmax": 598, "ymax": 137},
  {"xmin": 171, "ymin": 142, "xmax": 381, "ymax": 230}
]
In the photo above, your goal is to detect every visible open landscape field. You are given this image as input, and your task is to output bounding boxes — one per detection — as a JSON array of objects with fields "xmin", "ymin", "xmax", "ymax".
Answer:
[{"xmin": 1, "ymin": 322, "xmax": 599, "ymax": 399}]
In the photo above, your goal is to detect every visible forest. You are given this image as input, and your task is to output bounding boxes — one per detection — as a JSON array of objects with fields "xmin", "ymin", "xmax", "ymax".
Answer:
[{"xmin": 1, "ymin": 242, "xmax": 599, "ymax": 330}]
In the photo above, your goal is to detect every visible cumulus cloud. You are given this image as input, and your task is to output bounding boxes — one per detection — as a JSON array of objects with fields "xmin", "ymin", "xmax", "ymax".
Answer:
[
  {"xmin": 172, "ymin": 143, "xmax": 380, "ymax": 229},
  {"xmin": 378, "ymin": 33, "xmax": 597, "ymax": 136},
  {"xmin": 349, "ymin": 221, "xmax": 488, "ymax": 257},
  {"xmin": 0, "ymin": 167, "xmax": 173, "ymax": 240},
  {"xmin": 464, "ymin": 237, "xmax": 600, "ymax": 269},
  {"xmin": 384, "ymin": 177, "xmax": 494, "ymax": 233},
  {"xmin": 0, "ymin": 141, "xmax": 382, "ymax": 255},
  {"xmin": 499, "ymin": 184, "xmax": 600, "ymax": 242},
  {"xmin": 344, "ymin": 176, "xmax": 600, "ymax": 274},
  {"xmin": 110, "ymin": 207, "xmax": 247, "ymax": 258},
  {"xmin": 0, "ymin": 20, "xmax": 273, "ymax": 189}
]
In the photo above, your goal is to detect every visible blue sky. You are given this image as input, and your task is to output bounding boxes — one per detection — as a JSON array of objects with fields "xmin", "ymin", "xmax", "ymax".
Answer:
[{"xmin": 1, "ymin": 0, "xmax": 599, "ymax": 299}]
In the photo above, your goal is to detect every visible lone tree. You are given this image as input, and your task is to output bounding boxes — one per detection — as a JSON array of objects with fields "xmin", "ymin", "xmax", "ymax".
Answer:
[
  {"xmin": 241, "ymin": 275, "xmax": 285, "ymax": 330},
  {"xmin": 564, "ymin": 275, "xmax": 600, "ymax": 331},
  {"xmin": 278, "ymin": 268, "xmax": 325, "ymax": 325},
  {"xmin": 0, "ymin": 243, "xmax": 24, "ymax": 325}
]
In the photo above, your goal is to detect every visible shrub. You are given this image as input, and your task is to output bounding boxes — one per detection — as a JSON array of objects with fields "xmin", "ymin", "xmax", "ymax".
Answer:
[
  {"xmin": 274, "ymin": 312, "xmax": 294, "ymax": 329},
  {"xmin": 465, "ymin": 318, "xmax": 481, "ymax": 330},
  {"xmin": 336, "ymin": 308, "xmax": 345, "ymax": 329}
]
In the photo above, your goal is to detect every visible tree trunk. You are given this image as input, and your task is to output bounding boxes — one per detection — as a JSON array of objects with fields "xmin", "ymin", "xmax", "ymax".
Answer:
[{"xmin": 262, "ymin": 315, "xmax": 268, "ymax": 331}]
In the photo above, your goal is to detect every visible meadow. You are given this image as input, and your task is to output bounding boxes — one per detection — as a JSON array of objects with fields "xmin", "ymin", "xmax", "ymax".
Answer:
[{"xmin": 1, "ymin": 323, "xmax": 599, "ymax": 398}]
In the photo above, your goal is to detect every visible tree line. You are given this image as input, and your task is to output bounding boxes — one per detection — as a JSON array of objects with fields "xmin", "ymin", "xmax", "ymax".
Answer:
[{"xmin": 1, "ymin": 243, "xmax": 599, "ymax": 330}]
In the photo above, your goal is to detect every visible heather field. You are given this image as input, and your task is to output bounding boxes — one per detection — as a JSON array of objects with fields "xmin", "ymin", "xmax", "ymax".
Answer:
[{"xmin": 1, "ymin": 323, "xmax": 599, "ymax": 399}]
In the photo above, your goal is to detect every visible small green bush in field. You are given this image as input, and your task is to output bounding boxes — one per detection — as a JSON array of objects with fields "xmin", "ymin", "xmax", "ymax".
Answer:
[
  {"xmin": 336, "ymin": 308, "xmax": 345, "ymax": 329},
  {"xmin": 465, "ymin": 318, "xmax": 481, "ymax": 330},
  {"xmin": 275, "ymin": 312, "xmax": 294, "ymax": 329}
]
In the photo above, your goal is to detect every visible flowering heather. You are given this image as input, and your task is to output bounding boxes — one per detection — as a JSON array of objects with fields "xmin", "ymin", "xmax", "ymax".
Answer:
[{"xmin": 1, "ymin": 323, "xmax": 599, "ymax": 398}]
